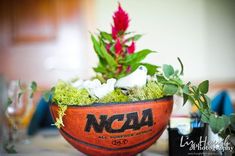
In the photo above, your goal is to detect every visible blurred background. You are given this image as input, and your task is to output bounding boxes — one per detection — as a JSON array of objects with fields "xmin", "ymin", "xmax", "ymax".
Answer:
[
  {"xmin": 0, "ymin": 0, "xmax": 235, "ymax": 87},
  {"xmin": 0, "ymin": 0, "xmax": 235, "ymax": 155}
]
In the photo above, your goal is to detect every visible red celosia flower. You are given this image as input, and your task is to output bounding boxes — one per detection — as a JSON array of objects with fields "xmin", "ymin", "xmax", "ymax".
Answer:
[
  {"xmin": 114, "ymin": 38, "xmax": 122, "ymax": 55},
  {"xmin": 106, "ymin": 43, "xmax": 111, "ymax": 53},
  {"xmin": 126, "ymin": 66, "xmax": 131, "ymax": 73},
  {"xmin": 112, "ymin": 26, "xmax": 118, "ymax": 39},
  {"xmin": 117, "ymin": 65, "xmax": 123, "ymax": 74},
  {"xmin": 127, "ymin": 41, "xmax": 135, "ymax": 54},
  {"xmin": 112, "ymin": 3, "xmax": 129, "ymax": 34}
]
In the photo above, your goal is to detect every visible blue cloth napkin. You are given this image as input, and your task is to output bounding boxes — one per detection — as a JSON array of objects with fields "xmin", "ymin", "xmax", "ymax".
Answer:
[
  {"xmin": 211, "ymin": 90, "xmax": 234, "ymax": 116},
  {"xmin": 27, "ymin": 97, "xmax": 55, "ymax": 135}
]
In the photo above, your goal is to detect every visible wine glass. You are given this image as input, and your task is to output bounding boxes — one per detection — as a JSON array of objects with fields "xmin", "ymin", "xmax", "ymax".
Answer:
[{"xmin": 6, "ymin": 80, "xmax": 36, "ymax": 144}]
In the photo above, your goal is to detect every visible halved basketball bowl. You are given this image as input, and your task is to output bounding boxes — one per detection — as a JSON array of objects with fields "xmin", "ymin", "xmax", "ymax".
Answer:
[{"xmin": 50, "ymin": 96, "xmax": 173, "ymax": 156}]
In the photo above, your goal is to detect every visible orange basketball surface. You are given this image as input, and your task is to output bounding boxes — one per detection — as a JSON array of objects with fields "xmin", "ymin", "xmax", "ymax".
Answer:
[{"xmin": 50, "ymin": 96, "xmax": 173, "ymax": 156}]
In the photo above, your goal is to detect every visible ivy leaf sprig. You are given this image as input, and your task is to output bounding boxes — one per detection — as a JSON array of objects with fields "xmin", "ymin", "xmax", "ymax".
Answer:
[
  {"xmin": 157, "ymin": 58, "xmax": 235, "ymax": 139},
  {"xmin": 157, "ymin": 58, "xmax": 211, "ymax": 120},
  {"xmin": 180, "ymin": 80, "xmax": 235, "ymax": 139},
  {"xmin": 157, "ymin": 58, "xmax": 184, "ymax": 96}
]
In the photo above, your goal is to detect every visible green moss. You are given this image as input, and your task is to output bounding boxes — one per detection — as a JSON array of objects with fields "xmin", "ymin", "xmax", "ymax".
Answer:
[
  {"xmin": 52, "ymin": 80, "xmax": 164, "ymax": 106},
  {"xmin": 144, "ymin": 80, "xmax": 164, "ymax": 99},
  {"xmin": 52, "ymin": 80, "xmax": 96, "ymax": 106},
  {"xmin": 51, "ymin": 80, "xmax": 165, "ymax": 128},
  {"xmin": 98, "ymin": 89, "xmax": 129, "ymax": 103},
  {"xmin": 54, "ymin": 105, "xmax": 67, "ymax": 128},
  {"xmin": 128, "ymin": 81, "xmax": 164, "ymax": 101}
]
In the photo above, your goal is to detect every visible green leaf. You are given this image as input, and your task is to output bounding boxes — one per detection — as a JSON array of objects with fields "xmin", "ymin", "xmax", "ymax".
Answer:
[
  {"xmin": 201, "ymin": 94, "xmax": 211, "ymax": 109},
  {"xmin": 100, "ymin": 31, "xmax": 112, "ymax": 42},
  {"xmin": 171, "ymin": 77, "xmax": 183, "ymax": 86},
  {"xmin": 126, "ymin": 34, "xmax": 142, "ymax": 42},
  {"xmin": 30, "ymin": 81, "xmax": 37, "ymax": 92},
  {"xmin": 157, "ymin": 75, "xmax": 168, "ymax": 84},
  {"xmin": 174, "ymin": 70, "xmax": 179, "ymax": 76},
  {"xmin": 43, "ymin": 87, "xmax": 55, "ymax": 103},
  {"xmin": 230, "ymin": 113, "xmax": 235, "ymax": 129},
  {"xmin": 201, "ymin": 113, "xmax": 210, "ymax": 123},
  {"xmin": 209, "ymin": 114, "xmax": 222, "ymax": 133},
  {"xmin": 17, "ymin": 92, "xmax": 23, "ymax": 102},
  {"xmin": 163, "ymin": 84, "xmax": 178, "ymax": 95},
  {"xmin": 204, "ymin": 95, "xmax": 211, "ymax": 107},
  {"xmin": 198, "ymin": 80, "xmax": 209, "ymax": 94},
  {"xmin": 192, "ymin": 86, "xmax": 200, "ymax": 97},
  {"xmin": 122, "ymin": 49, "xmax": 155, "ymax": 65},
  {"xmin": 91, "ymin": 34, "xmax": 117, "ymax": 68},
  {"xmin": 4, "ymin": 143, "xmax": 17, "ymax": 154},
  {"xmin": 141, "ymin": 63, "xmax": 159, "ymax": 75},
  {"xmin": 183, "ymin": 93, "xmax": 188, "ymax": 105},
  {"xmin": 183, "ymin": 84, "xmax": 190, "ymax": 94},
  {"xmin": 93, "ymin": 67, "xmax": 106, "ymax": 73},
  {"xmin": 43, "ymin": 91, "xmax": 51, "ymax": 103},
  {"xmin": 99, "ymin": 42, "xmax": 117, "ymax": 67},
  {"xmin": 177, "ymin": 57, "xmax": 184, "ymax": 75},
  {"xmin": 199, "ymin": 97, "xmax": 208, "ymax": 110},
  {"xmin": 163, "ymin": 64, "xmax": 174, "ymax": 78},
  {"xmin": 30, "ymin": 81, "xmax": 37, "ymax": 98},
  {"xmin": 7, "ymin": 97, "xmax": 13, "ymax": 107},
  {"xmin": 187, "ymin": 95, "xmax": 195, "ymax": 105},
  {"xmin": 209, "ymin": 114, "xmax": 230, "ymax": 134},
  {"xmin": 130, "ymin": 63, "xmax": 159, "ymax": 76},
  {"xmin": 93, "ymin": 63, "xmax": 107, "ymax": 74},
  {"xmin": 95, "ymin": 74, "xmax": 106, "ymax": 83},
  {"xmin": 109, "ymin": 45, "xmax": 115, "ymax": 54},
  {"xmin": 91, "ymin": 34, "xmax": 104, "ymax": 59},
  {"xmin": 221, "ymin": 115, "xmax": 230, "ymax": 129}
]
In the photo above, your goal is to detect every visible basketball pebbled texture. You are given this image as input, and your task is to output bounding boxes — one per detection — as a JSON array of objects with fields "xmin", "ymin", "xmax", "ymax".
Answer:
[{"xmin": 50, "ymin": 96, "xmax": 173, "ymax": 156}]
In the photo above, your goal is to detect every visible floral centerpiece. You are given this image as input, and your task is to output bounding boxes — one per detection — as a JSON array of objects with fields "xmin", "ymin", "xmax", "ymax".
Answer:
[{"xmin": 47, "ymin": 3, "xmax": 235, "ymax": 156}]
